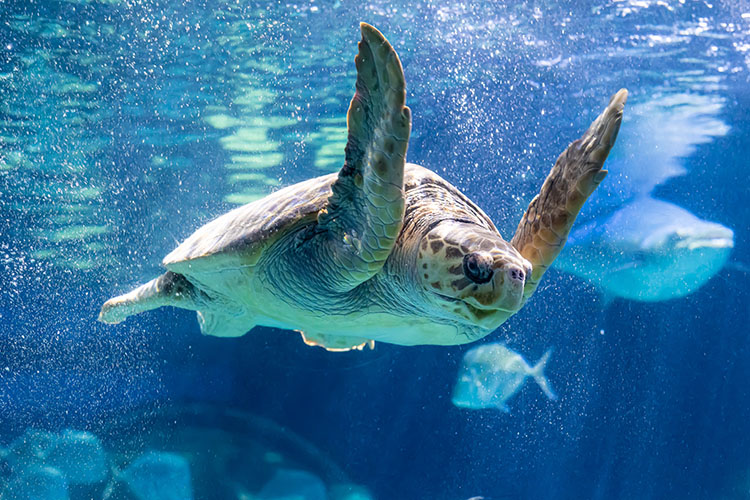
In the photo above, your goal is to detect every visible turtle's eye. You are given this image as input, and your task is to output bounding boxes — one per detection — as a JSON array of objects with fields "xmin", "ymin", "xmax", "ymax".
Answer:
[{"xmin": 462, "ymin": 253, "xmax": 493, "ymax": 284}]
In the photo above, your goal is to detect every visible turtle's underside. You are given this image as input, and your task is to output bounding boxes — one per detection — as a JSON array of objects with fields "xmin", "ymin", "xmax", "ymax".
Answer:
[{"xmin": 100, "ymin": 23, "xmax": 627, "ymax": 351}]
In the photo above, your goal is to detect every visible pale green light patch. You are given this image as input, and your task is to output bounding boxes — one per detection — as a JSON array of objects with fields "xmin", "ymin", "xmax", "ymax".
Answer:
[
  {"xmin": 151, "ymin": 155, "xmax": 167, "ymax": 166},
  {"xmin": 318, "ymin": 117, "xmax": 348, "ymax": 125},
  {"xmin": 314, "ymin": 156, "xmax": 341, "ymax": 170},
  {"xmin": 317, "ymin": 142, "xmax": 346, "ymax": 157},
  {"xmin": 151, "ymin": 155, "xmax": 192, "ymax": 170},
  {"xmin": 0, "ymin": 119, "xmax": 33, "ymax": 129},
  {"xmin": 320, "ymin": 126, "xmax": 347, "ymax": 136},
  {"xmin": 52, "ymin": 211, "xmax": 92, "ymax": 225},
  {"xmin": 54, "ymin": 81, "xmax": 98, "ymax": 94},
  {"xmin": 311, "ymin": 125, "xmax": 347, "ymax": 171},
  {"xmin": 220, "ymin": 127, "xmax": 280, "ymax": 152},
  {"xmin": 32, "ymin": 248, "xmax": 60, "ymax": 260},
  {"xmin": 228, "ymin": 127, "xmax": 268, "ymax": 142},
  {"xmin": 78, "ymin": 54, "xmax": 111, "ymax": 67},
  {"xmin": 65, "ymin": 258, "xmax": 96, "ymax": 271},
  {"xmin": 60, "ymin": 98, "xmax": 100, "ymax": 109},
  {"xmin": 32, "ymin": 245, "xmax": 109, "ymax": 270},
  {"xmin": 204, "ymin": 105, "xmax": 228, "ymax": 113},
  {"xmin": 69, "ymin": 186, "xmax": 102, "ymax": 201},
  {"xmin": 234, "ymin": 88, "xmax": 276, "ymax": 112},
  {"xmin": 242, "ymin": 60, "xmax": 285, "ymax": 75},
  {"xmin": 59, "ymin": 204, "xmax": 92, "ymax": 215},
  {"xmin": 207, "ymin": 113, "xmax": 297, "ymax": 130},
  {"xmin": 225, "ymin": 153, "xmax": 283, "ymax": 169},
  {"xmin": 244, "ymin": 116, "xmax": 297, "ymax": 128},
  {"xmin": 3, "ymin": 151, "xmax": 31, "ymax": 169},
  {"xmin": 227, "ymin": 172, "xmax": 280, "ymax": 185},
  {"xmin": 86, "ymin": 242, "xmax": 107, "ymax": 253},
  {"xmin": 221, "ymin": 140, "xmax": 279, "ymax": 153},
  {"xmin": 204, "ymin": 114, "xmax": 241, "ymax": 129},
  {"xmin": 49, "ymin": 225, "xmax": 108, "ymax": 242}
]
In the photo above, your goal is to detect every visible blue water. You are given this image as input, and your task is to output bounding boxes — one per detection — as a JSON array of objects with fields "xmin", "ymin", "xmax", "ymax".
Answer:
[{"xmin": 1, "ymin": 1, "xmax": 749, "ymax": 499}]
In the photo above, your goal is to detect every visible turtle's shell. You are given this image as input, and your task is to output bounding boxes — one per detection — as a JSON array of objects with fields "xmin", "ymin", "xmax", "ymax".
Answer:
[{"xmin": 163, "ymin": 173, "xmax": 336, "ymax": 275}]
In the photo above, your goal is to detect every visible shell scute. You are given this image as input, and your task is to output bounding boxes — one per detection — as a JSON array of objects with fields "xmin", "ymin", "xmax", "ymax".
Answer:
[{"xmin": 163, "ymin": 174, "xmax": 336, "ymax": 275}]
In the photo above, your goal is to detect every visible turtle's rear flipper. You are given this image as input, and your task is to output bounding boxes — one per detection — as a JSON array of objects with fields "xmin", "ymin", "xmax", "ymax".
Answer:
[
  {"xmin": 511, "ymin": 89, "xmax": 628, "ymax": 300},
  {"xmin": 299, "ymin": 331, "xmax": 375, "ymax": 352},
  {"xmin": 98, "ymin": 272, "xmax": 200, "ymax": 324},
  {"xmin": 196, "ymin": 310, "xmax": 253, "ymax": 338}
]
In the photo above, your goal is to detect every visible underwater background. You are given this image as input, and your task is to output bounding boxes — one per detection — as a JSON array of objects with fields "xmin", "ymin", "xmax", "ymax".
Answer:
[{"xmin": 1, "ymin": 0, "xmax": 749, "ymax": 499}]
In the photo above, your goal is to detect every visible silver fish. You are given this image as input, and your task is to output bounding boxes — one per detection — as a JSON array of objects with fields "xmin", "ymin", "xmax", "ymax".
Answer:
[{"xmin": 452, "ymin": 343, "xmax": 556, "ymax": 413}]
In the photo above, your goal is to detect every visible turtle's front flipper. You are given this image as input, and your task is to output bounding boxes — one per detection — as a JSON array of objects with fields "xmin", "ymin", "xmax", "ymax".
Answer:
[
  {"xmin": 511, "ymin": 89, "xmax": 628, "ymax": 300},
  {"xmin": 98, "ymin": 272, "xmax": 202, "ymax": 324},
  {"xmin": 317, "ymin": 23, "xmax": 411, "ymax": 291}
]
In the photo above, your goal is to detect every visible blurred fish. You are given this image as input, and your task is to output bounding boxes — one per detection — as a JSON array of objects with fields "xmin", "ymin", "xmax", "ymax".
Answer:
[
  {"xmin": 1, "ymin": 429, "xmax": 58, "ymax": 472},
  {"xmin": 452, "ymin": 343, "xmax": 556, "ymax": 412},
  {"xmin": 119, "ymin": 451, "xmax": 193, "ymax": 500},
  {"xmin": 1, "ymin": 465, "xmax": 70, "ymax": 500},
  {"xmin": 45, "ymin": 430, "xmax": 108, "ymax": 485},
  {"xmin": 1, "ymin": 428, "xmax": 108, "ymax": 485},
  {"xmin": 557, "ymin": 197, "xmax": 734, "ymax": 302}
]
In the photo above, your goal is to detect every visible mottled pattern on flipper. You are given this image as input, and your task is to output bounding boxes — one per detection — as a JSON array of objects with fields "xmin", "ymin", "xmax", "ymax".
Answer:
[
  {"xmin": 317, "ymin": 23, "xmax": 412, "ymax": 290},
  {"xmin": 511, "ymin": 89, "xmax": 628, "ymax": 300}
]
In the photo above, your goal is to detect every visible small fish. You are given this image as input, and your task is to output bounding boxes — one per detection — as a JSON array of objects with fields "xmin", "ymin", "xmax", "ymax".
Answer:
[
  {"xmin": 119, "ymin": 451, "xmax": 193, "ymax": 500},
  {"xmin": 452, "ymin": 343, "xmax": 556, "ymax": 412}
]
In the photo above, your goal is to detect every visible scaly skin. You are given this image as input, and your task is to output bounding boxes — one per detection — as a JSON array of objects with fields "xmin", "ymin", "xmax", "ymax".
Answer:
[
  {"xmin": 317, "ymin": 23, "xmax": 412, "ymax": 291},
  {"xmin": 511, "ymin": 89, "xmax": 628, "ymax": 301}
]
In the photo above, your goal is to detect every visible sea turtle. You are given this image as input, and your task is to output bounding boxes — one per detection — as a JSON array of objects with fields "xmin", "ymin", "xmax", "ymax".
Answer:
[{"xmin": 99, "ymin": 23, "xmax": 627, "ymax": 351}]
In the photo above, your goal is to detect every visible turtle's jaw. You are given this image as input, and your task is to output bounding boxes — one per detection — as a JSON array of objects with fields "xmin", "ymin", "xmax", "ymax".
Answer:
[{"xmin": 432, "ymin": 271, "xmax": 524, "ymax": 329}]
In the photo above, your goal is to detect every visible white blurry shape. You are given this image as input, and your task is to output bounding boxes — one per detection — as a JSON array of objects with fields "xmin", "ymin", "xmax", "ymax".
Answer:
[
  {"xmin": 120, "ymin": 451, "xmax": 193, "ymax": 500},
  {"xmin": 1, "ymin": 465, "xmax": 70, "ymax": 500},
  {"xmin": 586, "ymin": 93, "xmax": 729, "ymax": 213},
  {"xmin": 557, "ymin": 197, "xmax": 734, "ymax": 302},
  {"xmin": 257, "ymin": 468, "xmax": 327, "ymax": 500},
  {"xmin": 452, "ymin": 343, "xmax": 556, "ymax": 413}
]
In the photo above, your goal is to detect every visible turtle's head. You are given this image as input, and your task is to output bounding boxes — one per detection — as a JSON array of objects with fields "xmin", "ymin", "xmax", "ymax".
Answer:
[{"xmin": 415, "ymin": 221, "xmax": 532, "ymax": 329}]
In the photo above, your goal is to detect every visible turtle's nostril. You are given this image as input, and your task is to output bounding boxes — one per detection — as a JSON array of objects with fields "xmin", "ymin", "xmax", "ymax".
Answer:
[{"xmin": 508, "ymin": 267, "xmax": 525, "ymax": 284}]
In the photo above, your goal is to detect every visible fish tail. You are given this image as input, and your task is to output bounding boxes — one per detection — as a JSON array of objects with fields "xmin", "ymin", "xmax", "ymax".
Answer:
[{"xmin": 530, "ymin": 348, "xmax": 557, "ymax": 401}]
